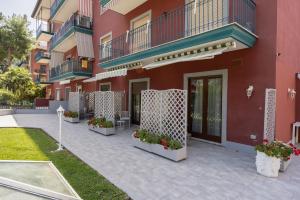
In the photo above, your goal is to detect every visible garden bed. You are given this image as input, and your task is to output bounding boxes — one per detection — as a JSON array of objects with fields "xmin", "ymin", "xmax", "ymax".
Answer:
[
  {"xmin": 63, "ymin": 116, "xmax": 80, "ymax": 123},
  {"xmin": 89, "ymin": 125, "xmax": 116, "ymax": 136},
  {"xmin": 132, "ymin": 131, "xmax": 187, "ymax": 162}
]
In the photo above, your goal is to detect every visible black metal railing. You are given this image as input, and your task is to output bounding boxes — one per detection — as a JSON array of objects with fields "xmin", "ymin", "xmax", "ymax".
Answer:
[
  {"xmin": 49, "ymin": 13, "xmax": 92, "ymax": 50},
  {"xmin": 35, "ymin": 51, "xmax": 51, "ymax": 61},
  {"xmin": 99, "ymin": 0, "xmax": 256, "ymax": 62},
  {"xmin": 36, "ymin": 23, "xmax": 52, "ymax": 37},
  {"xmin": 49, "ymin": 59, "xmax": 93, "ymax": 80},
  {"xmin": 50, "ymin": 0, "xmax": 65, "ymax": 18}
]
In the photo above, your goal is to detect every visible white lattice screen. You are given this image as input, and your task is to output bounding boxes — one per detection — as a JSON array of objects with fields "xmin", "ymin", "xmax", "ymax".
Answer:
[
  {"xmin": 87, "ymin": 92, "xmax": 95, "ymax": 112},
  {"xmin": 68, "ymin": 92, "xmax": 80, "ymax": 113},
  {"xmin": 94, "ymin": 91, "xmax": 124, "ymax": 122},
  {"xmin": 140, "ymin": 89, "xmax": 188, "ymax": 147},
  {"xmin": 264, "ymin": 89, "xmax": 276, "ymax": 142}
]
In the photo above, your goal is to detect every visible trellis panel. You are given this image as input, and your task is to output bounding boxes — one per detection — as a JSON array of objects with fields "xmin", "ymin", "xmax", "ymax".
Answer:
[
  {"xmin": 140, "ymin": 89, "xmax": 188, "ymax": 147},
  {"xmin": 68, "ymin": 92, "xmax": 80, "ymax": 113},
  {"xmin": 94, "ymin": 91, "xmax": 124, "ymax": 122},
  {"xmin": 264, "ymin": 89, "xmax": 276, "ymax": 142}
]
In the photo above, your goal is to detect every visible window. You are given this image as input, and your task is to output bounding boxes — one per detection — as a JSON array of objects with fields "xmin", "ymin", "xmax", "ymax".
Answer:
[
  {"xmin": 65, "ymin": 87, "xmax": 71, "ymax": 101},
  {"xmin": 130, "ymin": 10, "xmax": 151, "ymax": 53},
  {"xmin": 55, "ymin": 89, "xmax": 61, "ymax": 101},
  {"xmin": 100, "ymin": 33, "xmax": 112, "ymax": 59},
  {"xmin": 76, "ymin": 85, "xmax": 82, "ymax": 92},
  {"xmin": 99, "ymin": 82, "xmax": 111, "ymax": 91}
]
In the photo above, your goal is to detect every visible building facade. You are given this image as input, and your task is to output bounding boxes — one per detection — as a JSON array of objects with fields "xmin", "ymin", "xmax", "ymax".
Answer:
[{"xmin": 31, "ymin": 0, "xmax": 300, "ymax": 149}]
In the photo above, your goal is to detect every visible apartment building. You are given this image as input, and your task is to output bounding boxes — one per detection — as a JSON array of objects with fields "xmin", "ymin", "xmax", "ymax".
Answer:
[{"xmin": 31, "ymin": 0, "xmax": 300, "ymax": 149}]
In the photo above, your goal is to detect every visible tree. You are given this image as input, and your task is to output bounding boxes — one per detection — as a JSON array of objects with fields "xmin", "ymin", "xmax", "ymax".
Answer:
[
  {"xmin": 0, "ymin": 14, "xmax": 33, "ymax": 72},
  {"xmin": 0, "ymin": 67, "xmax": 41, "ymax": 104}
]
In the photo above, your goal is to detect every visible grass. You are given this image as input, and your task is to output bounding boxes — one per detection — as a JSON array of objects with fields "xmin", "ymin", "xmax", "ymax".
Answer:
[{"xmin": 0, "ymin": 128, "xmax": 129, "ymax": 200}]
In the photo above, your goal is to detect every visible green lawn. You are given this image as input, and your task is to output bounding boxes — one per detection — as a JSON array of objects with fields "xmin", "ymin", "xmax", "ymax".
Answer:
[{"xmin": 0, "ymin": 128, "xmax": 129, "ymax": 200}]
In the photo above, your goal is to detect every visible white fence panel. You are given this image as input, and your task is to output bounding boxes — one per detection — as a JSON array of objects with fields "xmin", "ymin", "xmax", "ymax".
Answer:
[
  {"xmin": 94, "ymin": 91, "xmax": 124, "ymax": 122},
  {"xmin": 141, "ymin": 89, "xmax": 188, "ymax": 147},
  {"xmin": 68, "ymin": 92, "xmax": 80, "ymax": 113},
  {"xmin": 264, "ymin": 88, "xmax": 276, "ymax": 142}
]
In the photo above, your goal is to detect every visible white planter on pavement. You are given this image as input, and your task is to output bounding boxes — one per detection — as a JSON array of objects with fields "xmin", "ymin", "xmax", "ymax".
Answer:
[
  {"xmin": 89, "ymin": 125, "xmax": 115, "ymax": 136},
  {"xmin": 132, "ymin": 134, "xmax": 187, "ymax": 162},
  {"xmin": 63, "ymin": 117, "xmax": 80, "ymax": 123},
  {"xmin": 256, "ymin": 151, "xmax": 280, "ymax": 177}
]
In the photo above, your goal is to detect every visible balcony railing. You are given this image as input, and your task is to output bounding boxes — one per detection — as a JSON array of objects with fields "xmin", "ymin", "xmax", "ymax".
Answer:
[
  {"xmin": 49, "ymin": 59, "xmax": 93, "ymax": 80},
  {"xmin": 99, "ymin": 0, "xmax": 256, "ymax": 63},
  {"xmin": 49, "ymin": 13, "xmax": 92, "ymax": 50},
  {"xmin": 50, "ymin": 0, "xmax": 65, "ymax": 18},
  {"xmin": 35, "ymin": 51, "xmax": 51, "ymax": 61},
  {"xmin": 36, "ymin": 23, "xmax": 52, "ymax": 37}
]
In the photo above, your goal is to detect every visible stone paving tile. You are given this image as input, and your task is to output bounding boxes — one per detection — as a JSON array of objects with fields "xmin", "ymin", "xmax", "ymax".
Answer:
[{"xmin": 2, "ymin": 114, "xmax": 300, "ymax": 200}]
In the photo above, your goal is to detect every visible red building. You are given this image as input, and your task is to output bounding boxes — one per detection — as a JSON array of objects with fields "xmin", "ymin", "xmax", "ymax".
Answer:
[{"xmin": 31, "ymin": 0, "xmax": 300, "ymax": 149}]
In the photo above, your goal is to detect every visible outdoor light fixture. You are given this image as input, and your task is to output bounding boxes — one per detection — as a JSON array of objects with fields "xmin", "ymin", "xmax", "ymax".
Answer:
[
  {"xmin": 246, "ymin": 85, "xmax": 254, "ymax": 99},
  {"xmin": 56, "ymin": 105, "xmax": 65, "ymax": 151},
  {"xmin": 288, "ymin": 88, "xmax": 296, "ymax": 100}
]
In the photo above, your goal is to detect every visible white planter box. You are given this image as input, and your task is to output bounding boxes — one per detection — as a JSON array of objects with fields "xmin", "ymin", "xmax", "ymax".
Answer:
[
  {"xmin": 63, "ymin": 117, "xmax": 79, "ymax": 123},
  {"xmin": 280, "ymin": 158, "xmax": 291, "ymax": 172},
  {"xmin": 89, "ymin": 125, "xmax": 115, "ymax": 136},
  {"xmin": 256, "ymin": 151, "xmax": 280, "ymax": 177},
  {"xmin": 132, "ymin": 135, "xmax": 187, "ymax": 162}
]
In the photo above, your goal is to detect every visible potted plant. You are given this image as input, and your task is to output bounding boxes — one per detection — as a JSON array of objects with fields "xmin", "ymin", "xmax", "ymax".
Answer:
[
  {"xmin": 255, "ymin": 140, "xmax": 300, "ymax": 177},
  {"xmin": 63, "ymin": 111, "xmax": 79, "ymax": 123},
  {"xmin": 88, "ymin": 117, "xmax": 115, "ymax": 136},
  {"xmin": 132, "ymin": 129, "xmax": 187, "ymax": 161}
]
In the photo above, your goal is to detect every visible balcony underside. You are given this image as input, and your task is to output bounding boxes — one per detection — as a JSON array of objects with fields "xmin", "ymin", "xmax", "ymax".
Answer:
[
  {"xmin": 37, "ymin": 31, "xmax": 53, "ymax": 42},
  {"xmin": 50, "ymin": 27, "xmax": 92, "ymax": 52},
  {"xmin": 51, "ymin": 0, "xmax": 78, "ymax": 23},
  {"xmin": 32, "ymin": 0, "xmax": 51, "ymax": 20},
  {"xmin": 103, "ymin": 0, "xmax": 148, "ymax": 15},
  {"xmin": 36, "ymin": 57, "xmax": 50, "ymax": 64},
  {"xmin": 100, "ymin": 23, "xmax": 257, "ymax": 69},
  {"xmin": 49, "ymin": 72, "xmax": 92, "ymax": 82}
]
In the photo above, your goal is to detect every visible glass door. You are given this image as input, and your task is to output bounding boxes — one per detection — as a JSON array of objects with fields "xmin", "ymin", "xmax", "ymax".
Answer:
[
  {"xmin": 131, "ymin": 81, "xmax": 148, "ymax": 125},
  {"xmin": 188, "ymin": 76, "xmax": 222, "ymax": 143}
]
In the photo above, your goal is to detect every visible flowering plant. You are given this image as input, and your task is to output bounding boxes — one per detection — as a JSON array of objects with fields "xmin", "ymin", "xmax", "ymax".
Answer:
[
  {"xmin": 88, "ymin": 117, "xmax": 114, "ymax": 128},
  {"xmin": 255, "ymin": 139, "xmax": 300, "ymax": 161},
  {"xmin": 133, "ymin": 129, "xmax": 182, "ymax": 150},
  {"xmin": 63, "ymin": 111, "xmax": 79, "ymax": 118}
]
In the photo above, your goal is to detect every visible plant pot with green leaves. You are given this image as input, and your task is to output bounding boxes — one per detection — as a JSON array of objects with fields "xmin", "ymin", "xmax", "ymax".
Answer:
[
  {"xmin": 255, "ymin": 140, "xmax": 300, "ymax": 177},
  {"xmin": 88, "ymin": 117, "xmax": 115, "ymax": 136},
  {"xmin": 63, "ymin": 111, "xmax": 79, "ymax": 123},
  {"xmin": 132, "ymin": 129, "xmax": 187, "ymax": 161}
]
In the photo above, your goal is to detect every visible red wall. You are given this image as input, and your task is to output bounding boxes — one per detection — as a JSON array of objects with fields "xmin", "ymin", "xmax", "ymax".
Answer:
[
  {"xmin": 49, "ymin": 0, "xmax": 281, "ymax": 146},
  {"xmin": 275, "ymin": 0, "xmax": 300, "ymax": 142}
]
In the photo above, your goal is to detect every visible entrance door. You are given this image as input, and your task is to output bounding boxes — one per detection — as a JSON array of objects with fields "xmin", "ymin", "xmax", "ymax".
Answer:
[
  {"xmin": 188, "ymin": 76, "xmax": 222, "ymax": 143},
  {"xmin": 131, "ymin": 81, "xmax": 148, "ymax": 125},
  {"xmin": 55, "ymin": 89, "xmax": 61, "ymax": 101}
]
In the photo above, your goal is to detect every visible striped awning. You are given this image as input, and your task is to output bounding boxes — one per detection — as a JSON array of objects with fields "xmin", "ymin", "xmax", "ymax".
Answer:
[
  {"xmin": 49, "ymin": 51, "xmax": 64, "ymax": 68},
  {"xmin": 143, "ymin": 42, "xmax": 236, "ymax": 70},
  {"xmin": 75, "ymin": 32, "xmax": 94, "ymax": 59},
  {"xmin": 83, "ymin": 68, "xmax": 127, "ymax": 83}
]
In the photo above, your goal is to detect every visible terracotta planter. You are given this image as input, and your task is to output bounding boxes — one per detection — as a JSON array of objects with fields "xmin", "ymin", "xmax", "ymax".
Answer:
[
  {"xmin": 89, "ymin": 125, "xmax": 115, "ymax": 136},
  {"xmin": 255, "ymin": 151, "xmax": 280, "ymax": 177},
  {"xmin": 132, "ymin": 134, "xmax": 187, "ymax": 162},
  {"xmin": 63, "ymin": 117, "xmax": 79, "ymax": 123}
]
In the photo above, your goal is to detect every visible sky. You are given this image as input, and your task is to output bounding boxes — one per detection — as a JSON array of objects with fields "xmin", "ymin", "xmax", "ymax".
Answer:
[{"xmin": 0, "ymin": 0, "xmax": 37, "ymax": 33}]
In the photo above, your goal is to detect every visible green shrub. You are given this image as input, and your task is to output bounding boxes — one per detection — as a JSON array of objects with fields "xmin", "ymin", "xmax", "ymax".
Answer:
[
  {"xmin": 64, "ymin": 111, "xmax": 79, "ymax": 118},
  {"xmin": 0, "ymin": 89, "xmax": 16, "ymax": 105}
]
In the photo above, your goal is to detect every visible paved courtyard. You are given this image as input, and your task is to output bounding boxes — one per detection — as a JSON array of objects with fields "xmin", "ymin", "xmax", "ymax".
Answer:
[{"xmin": 1, "ymin": 114, "xmax": 300, "ymax": 200}]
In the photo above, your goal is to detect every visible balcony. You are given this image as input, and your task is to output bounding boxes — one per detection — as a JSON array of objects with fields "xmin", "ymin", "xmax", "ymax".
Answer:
[
  {"xmin": 49, "ymin": 59, "xmax": 93, "ymax": 81},
  {"xmin": 50, "ymin": 0, "xmax": 79, "ymax": 22},
  {"xmin": 100, "ymin": 0, "xmax": 148, "ymax": 15},
  {"xmin": 36, "ymin": 23, "xmax": 53, "ymax": 42},
  {"xmin": 99, "ymin": 0, "xmax": 257, "ymax": 69},
  {"xmin": 35, "ymin": 51, "xmax": 51, "ymax": 64},
  {"xmin": 49, "ymin": 13, "xmax": 93, "ymax": 52}
]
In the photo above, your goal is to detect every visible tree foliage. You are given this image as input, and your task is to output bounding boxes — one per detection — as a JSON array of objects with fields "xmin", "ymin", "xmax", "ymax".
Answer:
[
  {"xmin": 0, "ymin": 67, "xmax": 43, "ymax": 104},
  {"xmin": 0, "ymin": 13, "xmax": 33, "ymax": 72}
]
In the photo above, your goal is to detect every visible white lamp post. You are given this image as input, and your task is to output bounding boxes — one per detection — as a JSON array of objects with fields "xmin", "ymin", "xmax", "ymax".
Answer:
[{"xmin": 56, "ymin": 105, "xmax": 65, "ymax": 151}]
